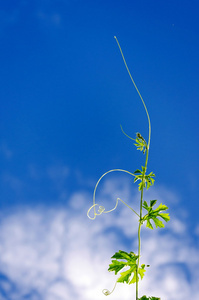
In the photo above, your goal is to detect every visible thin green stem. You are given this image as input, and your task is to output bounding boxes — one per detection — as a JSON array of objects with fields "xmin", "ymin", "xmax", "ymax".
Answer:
[
  {"xmin": 136, "ymin": 146, "xmax": 149, "ymax": 300},
  {"xmin": 136, "ymin": 221, "xmax": 142, "ymax": 300}
]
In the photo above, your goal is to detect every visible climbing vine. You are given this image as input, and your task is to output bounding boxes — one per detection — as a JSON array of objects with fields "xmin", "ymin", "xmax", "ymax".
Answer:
[{"xmin": 87, "ymin": 36, "xmax": 170, "ymax": 300}]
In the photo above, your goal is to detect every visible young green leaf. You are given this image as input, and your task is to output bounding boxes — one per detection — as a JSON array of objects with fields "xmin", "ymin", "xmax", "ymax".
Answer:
[
  {"xmin": 145, "ymin": 172, "xmax": 155, "ymax": 189},
  {"xmin": 142, "ymin": 201, "xmax": 170, "ymax": 229},
  {"xmin": 120, "ymin": 127, "xmax": 147, "ymax": 153},
  {"xmin": 138, "ymin": 264, "xmax": 146, "ymax": 280},
  {"xmin": 134, "ymin": 168, "xmax": 155, "ymax": 191},
  {"xmin": 108, "ymin": 250, "xmax": 146, "ymax": 285},
  {"xmin": 134, "ymin": 133, "xmax": 147, "ymax": 153}
]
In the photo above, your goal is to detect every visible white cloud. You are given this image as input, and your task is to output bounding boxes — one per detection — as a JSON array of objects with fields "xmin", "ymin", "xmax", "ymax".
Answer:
[{"xmin": 0, "ymin": 181, "xmax": 198, "ymax": 300}]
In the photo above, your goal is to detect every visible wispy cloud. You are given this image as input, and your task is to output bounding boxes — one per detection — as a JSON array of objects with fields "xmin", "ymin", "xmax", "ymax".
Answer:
[{"xmin": 0, "ymin": 180, "xmax": 198, "ymax": 300}]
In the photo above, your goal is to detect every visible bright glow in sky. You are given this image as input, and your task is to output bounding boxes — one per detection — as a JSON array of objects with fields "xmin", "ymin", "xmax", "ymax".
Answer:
[{"xmin": 0, "ymin": 0, "xmax": 199, "ymax": 299}]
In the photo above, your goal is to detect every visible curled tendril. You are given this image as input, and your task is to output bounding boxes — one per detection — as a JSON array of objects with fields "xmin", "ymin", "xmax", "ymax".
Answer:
[
  {"xmin": 87, "ymin": 169, "xmax": 140, "ymax": 220},
  {"xmin": 87, "ymin": 204, "xmax": 105, "ymax": 219},
  {"xmin": 102, "ymin": 281, "xmax": 117, "ymax": 296},
  {"xmin": 87, "ymin": 198, "xmax": 139, "ymax": 219},
  {"xmin": 102, "ymin": 290, "xmax": 111, "ymax": 296}
]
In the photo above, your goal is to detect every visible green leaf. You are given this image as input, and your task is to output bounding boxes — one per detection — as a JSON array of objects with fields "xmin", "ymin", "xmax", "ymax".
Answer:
[
  {"xmin": 108, "ymin": 260, "xmax": 126, "ymax": 274},
  {"xmin": 120, "ymin": 128, "xmax": 147, "ymax": 154},
  {"xmin": 158, "ymin": 212, "xmax": 170, "ymax": 222},
  {"xmin": 145, "ymin": 172, "xmax": 155, "ymax": 189},
  {"xmin": 134, "ymin": 133, "xmax": 147, "ymax": 153},
  {"xmin": 153, "ymin": 203, "xmax": 168, "ymax": 212},
  {"xmin": 146, "ymin": 219, "xmax": 153, "ymax": 229},
  {"xmin": 108, "ymin": 250, "xmax": 146, "ymax": 285},
  {"xmin": 118, "ymin": 266, "xmax": 136, "ymax": 283},
  {"xmin": 152, "ymin": 217, "xmax": 164, "ymax": 228},
  {"xmin": 138, "ymin": 264, "xmax": 146, "ymax": 279},
  {"xmin": 150, "ymin": 200, "xmax": 157, "ymax": 207},
  {"xmin": 128, "ymin": 269, "xmax": 137, "ymax": 284},
  {"xmin": 133, "ymin": 168, "xmax": 155, "ymax": 191},
  {"xmin": 139, "ymin": 296, "xmax": 149, "ymax": 300},
  {"xmin": 111, "ymin": 250, "xmax": 137, "ymax": 261},
  {"xmin": 143, "ymin": 201, "xmax": 149, "ymax": 210},
  {"xmin": 142, "ymin": 201, "xmax": 170, "ymax": 230},
  {"xmin": 134, "ymin": 169, "xmax": 142, "ymax": 175}
]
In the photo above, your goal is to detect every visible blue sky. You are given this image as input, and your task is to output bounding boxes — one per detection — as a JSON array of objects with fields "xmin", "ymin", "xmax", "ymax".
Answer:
[{"xmin": 0, "ymin": 0, "xmax": 199, "ymax": 299}]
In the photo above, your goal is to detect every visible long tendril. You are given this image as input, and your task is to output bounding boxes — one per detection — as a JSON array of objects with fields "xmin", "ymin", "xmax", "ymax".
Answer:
[
  {"xmin": 114, "ymin": 36, "xmax": 151, "ymax": 150},
  {"xmin": 87, "ymin": 169, "xmax": 139, "ymax": 220}
]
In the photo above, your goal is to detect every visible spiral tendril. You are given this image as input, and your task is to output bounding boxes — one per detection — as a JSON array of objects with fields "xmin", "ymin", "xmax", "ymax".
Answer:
[
  {"xmin": 102, "ymin": 281, "xmax": 117, "ymax": 296},
  {"xmin": 102, "ymin": 289, "xmax": 111, "ymax": 296},
  {"xmin": 87, "ymin": 197, "xmax": 139, "ymax": 219},
  {"xmin": 87, "ymin": 169, "xmax": 140, "ymax": 220}
]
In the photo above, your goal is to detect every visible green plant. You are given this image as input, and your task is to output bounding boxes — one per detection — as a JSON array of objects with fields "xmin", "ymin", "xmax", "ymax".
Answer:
[{"xmin": 87, "ymin": 36, "xmax": 170, "ymax": 300}]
